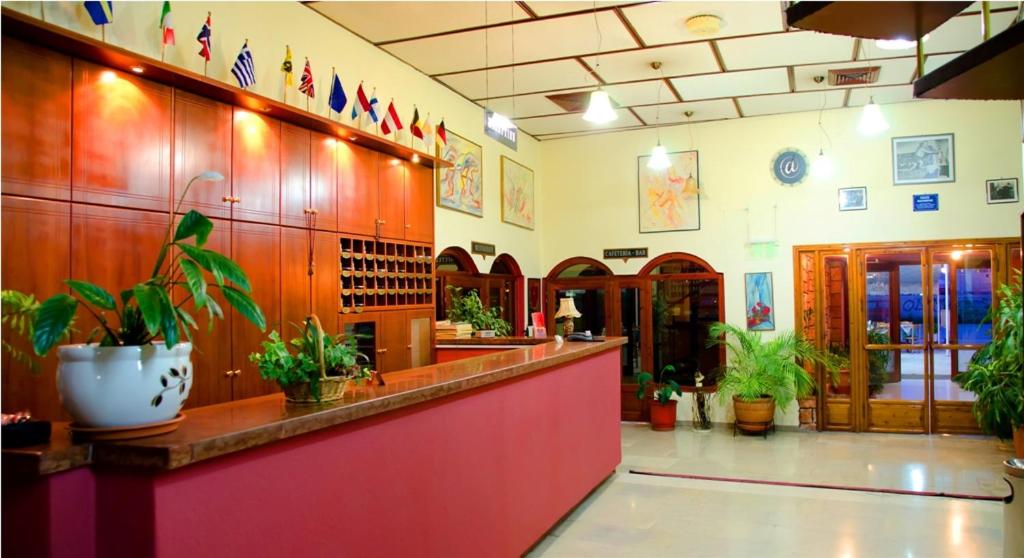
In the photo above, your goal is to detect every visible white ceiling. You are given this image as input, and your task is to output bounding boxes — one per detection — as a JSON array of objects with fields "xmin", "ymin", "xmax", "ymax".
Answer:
[{"xmin": 307, "ymin": 1, "xmax": 1020, "ymax": 140}]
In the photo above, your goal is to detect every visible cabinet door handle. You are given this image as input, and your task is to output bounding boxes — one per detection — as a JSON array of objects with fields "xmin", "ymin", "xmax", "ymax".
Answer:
[
  {"xmin": 303, "ymin": 208, "xmax": 319, "ymax": 215},
  {"xmin": 376, "ymin": 348, "xmax": 386, "ymax": 354},
  {"xmin": 405, "ymin": 224, "xmax": 412, "ymax": 229},
  {"xmin": 222, "ymin": 196, "xmax": 240, "ymax": 203},
  {"xmin": 224, "ymin": 370, "xmax": 233, "ymax": 377}
]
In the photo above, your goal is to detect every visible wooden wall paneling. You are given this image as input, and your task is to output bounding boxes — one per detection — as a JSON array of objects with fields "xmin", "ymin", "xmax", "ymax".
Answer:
[
  {"xmin": 405, "ymin": 164, "xmax": 434, "ymax": 243},
  {"xmin": 280, "ymin": 123, "xmax": 311, "ymax": 229},
  {"xmin": 313, "ymin": 231, "xmax": 340, "ymax": 335},
  {"xmin": 173, "ymin": 90, "xmax": 232, "ymax": 219},
  {"xmin": 310, "ymin": 132, "xmax": 339, "ymax": 232},
  {"xmin": 379, "ymin": 311, "xmax": 410, "ymax": 372},
  {"xmin": 231, "ymin": 221, "xmax": 281, "ymax": 399},
  {"xmin": 0, "ymin": 196, "xmax": 71, "ymax": 420},
  {"xmin": 72, "ymin": 61, "xmax": 172, "ymax": 212},
  {"xmin": 377, "ymin": 159, "xmax": 406, "ymax": 240},
  {"xmin": 407, "ymin": 308, "xmax": 434, "ymax": 368},
  {"xmin": 281, "ymin": 226, "xmax": 312, "ymax": 333},
  {"xmin": 1, "ymin": 37, "xmax": 72, "ymax": 201},
  {"xmin": 231, "ymin": 109, "xmax": 281, "ymax": 224},
  {"xmin": 337, "ymin": 141, "xmax": 379, "ymax": 237}
]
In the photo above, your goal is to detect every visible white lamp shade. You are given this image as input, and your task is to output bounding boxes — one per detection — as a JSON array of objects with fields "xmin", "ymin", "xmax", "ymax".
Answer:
[
  {"xmin": 646, "ymin": 144, "xmax": 672, "ymax": 170},
  {"xmin": 554, "ymin": 297, "xmax": 582, "ymax": 319},
  {"xmin": 583, "ymin": 90, "xmax": 618, "ymax": 124},
  {"xmin": 858, "ymin": 99, "xmax": 889, "ymax": 136},
  {"xmin": 811, "ymin": 150, "xmax": 834, "ymax": 179}
]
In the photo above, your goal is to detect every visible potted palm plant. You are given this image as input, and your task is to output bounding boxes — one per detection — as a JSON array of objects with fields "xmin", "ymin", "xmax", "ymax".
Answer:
[
  {"xmin": 445, "ymin": 285, "xmax": 512, "ymax": 337},
  {"xmin": 707, "ymin": 322, "xmax": 838, "ymax": 436},
  {"xmin": 1, "ymin": 172, "xmax": 265, "ymax": 432},
  {"xmin": 636, "ymin": 365, "xmax": 682, "ymax": 431},
  {"xmin": 953, "ymin": 274, "xmax": 1023, "ymax": 457}
]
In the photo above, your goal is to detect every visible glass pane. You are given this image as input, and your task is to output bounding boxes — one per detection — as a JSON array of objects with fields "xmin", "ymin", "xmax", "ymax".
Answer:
[
  {"xmin": 823, "ymin": 255, "xmax": 850, "ymax": 399},
  {"xmin": 868, "ymin": 349, "xmax": 923, "ymax": 401},
  {"xmin": 343, "ymin": 320, "xmax": 377, "ymax": 372},
  {"xmin": 933, "ymin": 349, "xmax": 976, "ymax": 402},
  {"xmin": 1011, "ymin": 244, "xmax": 1021, "ymax": 274},
  {"xmin": 650, "ymin": 259, "xmax": 709, "ymax": 275},
  {"xmin": 556, "ymin": 263, "xmax": 609, "ymax": 278},
  {"xmin": 866, "ymin": 252, "xmax": 924, "ymax": 344},
  {"xmin": 555, "ymin": 288, "xmax": 605, "ymax": 336},
  {"xmin": 956, "ymin": 251, "xmax": 992, "ymax": 345},
  {"xmin": 620, "ymin": 288, "xmax": 642, "ymax": 380},
  {"xmin": 652, "ymin": 278, "xmax": 721, "ymax": 388}
]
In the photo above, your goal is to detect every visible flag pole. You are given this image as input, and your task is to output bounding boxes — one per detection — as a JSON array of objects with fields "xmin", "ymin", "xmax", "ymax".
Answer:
[
  {"xmin": 283, "ymin": 45, "xmax": 289, "ymax": 105},
  {"xmin": 305, "ymin": 58, "xmax": 310, "ymax": 113},
  {"xmin": 101, "ymin": 24, "xmax": 106, "ymax": 43},
  {"xmin": 410, "ymin": 105, "xmax": 416, "ymax": 149},
  {"xmin": 39, "ymin": 1, "xmax": 45, "ymax": 22},
  {"xmin": 328, "ymin": 67, "xmax": 335, "ymax": 120}
]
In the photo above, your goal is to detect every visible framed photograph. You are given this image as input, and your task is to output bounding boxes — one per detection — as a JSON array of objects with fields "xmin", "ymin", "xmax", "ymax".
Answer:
[
  {"xmin": 436, "ymin": 130, "xmax": 483, "ymax": 217},
  {"xmin": 838, "ymin": 187, "xmax": 867, "ymax": 211},
  {"xmin": 638, "ymin": 150, "xmax": 700, "ymax": 233},
  {"xmin": 500, "ymin": 156, "xmax": 535, "ymax": 230},
  {"xmin": 892, "ymin": 133, "xmax": 955, "ymax": 185},
  {"xmin": 744, "ymin": 272, "xmax": 775, "ymax": 331},
  {"xmin": 986, "ymin": 178, "xmax": 1019, "ymax": 204}
]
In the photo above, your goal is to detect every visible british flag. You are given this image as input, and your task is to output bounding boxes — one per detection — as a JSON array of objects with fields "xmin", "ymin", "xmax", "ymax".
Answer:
[{"xmin": 299, "ymin": 59, "xmax": 315, "ymax": 98}]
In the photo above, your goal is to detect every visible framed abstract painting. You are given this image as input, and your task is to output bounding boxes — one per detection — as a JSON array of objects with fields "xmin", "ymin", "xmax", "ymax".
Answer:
[
  {"xmin": 744, "ymin": 272, "xmax": 775, "ymax": 331},
  {"xmin": 638, "ymin": 150, "xmax": 700, "ymax": 233},
  {"xmin": 500, "ymin": 156, "xmax": 535, "ymax": 229},
  {"xmin": 436, "ymin": 130, "xmax": 483, "ymax": 217}
]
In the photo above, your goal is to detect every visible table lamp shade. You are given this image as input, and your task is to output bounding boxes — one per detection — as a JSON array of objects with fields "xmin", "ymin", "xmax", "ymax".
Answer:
[{"xmin": 554, "ymin": 297, "xmax": 582, "ymax": 319}]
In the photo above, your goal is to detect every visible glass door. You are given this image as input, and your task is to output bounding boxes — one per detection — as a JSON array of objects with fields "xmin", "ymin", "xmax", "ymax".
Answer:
[{"xmin": 616, "ymin": 280, "xmax": 647, "ymax": 421}]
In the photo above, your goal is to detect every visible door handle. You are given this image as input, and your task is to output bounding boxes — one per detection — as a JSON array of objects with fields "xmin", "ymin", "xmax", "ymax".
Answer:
[
  {"xmin": 303, "ymin": 208, "xmax": 319, "ymax": 215},
  {"xmin": 222, "ymin": 196, "xmax": 240, "ymax": 203},
  {"xmin": 224, "ymin": 370, "xmax": 233, "ymax": 377}
]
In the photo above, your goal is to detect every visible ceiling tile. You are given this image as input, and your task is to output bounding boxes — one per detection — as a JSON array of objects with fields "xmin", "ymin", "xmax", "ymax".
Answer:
[
  {"xmin": 847, "ymin": 85, "xmax": 917, "ymax": 106},
  {"xmin": 671, "ymin": 68, "xmax": 790, "ymax": 101},
  {"xmin": 621, "ymin": 1, "xmax": 786, "ymax": 46},
  {"xmin": 603, "ymin": 81, "xmax": 672, "ymax": 106},
  {"xmin": 482, "ymin": 88, "xmax": 588, "ymax": 118},
  {"xmin": 581, "ymin": 42, "xmax": 719, "ymax": 83},
  {"xmin": 631, "ymin": 99, "xmax": 740, "ymax": 125},
  {"xmin": 923, "ymin": 11, "xmax": 1016, "ymax": 54},
  {"xmin": 515, "ymin": 109, "xmax": 641, "ymax": 135},
  {"xmin": 438, "ymin": 59, "xmax": 599, "ymax": 99},
  {"xmin": 793, "ymin": 57, "xmax": 917, "ymax": 91},
  {"xmin": 523, "ymin": 1, "xmax": 643, "ymax": 18},
  {"xmin": 738, "ymin": 90, "xmax": 846, "ymax": 117},
  {"xmin": 384, "ymin": 11, "xmax": 636, "ymax": 75},
  {"xmin": 310, "ymin": 1, "xmax": 528, "ymax": 44},
  {"xmin": 717, "ymin": 31, "xmax": 855, "ymax": 70},
  {"xmin": 922, "ymin": 52, "xmax": 961, "ymax": 74}
]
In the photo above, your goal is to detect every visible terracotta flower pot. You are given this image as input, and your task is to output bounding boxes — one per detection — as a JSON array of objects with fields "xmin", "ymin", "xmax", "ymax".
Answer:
[
  {"xmin": 733, "ymin": 395, "xmax": 775, "ymax": 433},
  {"xmin": 1014, "ymin": 426, "xmax": 1024, "ymax": 459},
  {"xmin": 649, "ymin": 400, "xmax": 678, "ymax": 431}
]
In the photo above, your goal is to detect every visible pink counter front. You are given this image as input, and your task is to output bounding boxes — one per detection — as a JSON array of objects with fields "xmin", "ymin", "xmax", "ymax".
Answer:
[{"xmin": 3, "ymin": 338, "xmax": 625, "ymax": 558}]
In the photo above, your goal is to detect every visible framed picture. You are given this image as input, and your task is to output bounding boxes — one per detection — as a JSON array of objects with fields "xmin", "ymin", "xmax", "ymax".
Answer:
[
  {"xmin": 500, "ymin": 156, "xmax": 535, "ymax": 230},
  {"xmin": 637, "ymin": 150, "xmax": 700, "ymax": 233},
  {"xmin": 744, "ymin": 272, "xmax": 775, "ymax": 331},
  {"xmin": 436, "ymin": 130, "xmax": 483, "ymax": 217},
  {"xmin": 838, "ymin": 187, "xmax": 867, "ymax": 211},
  {"xmin": 986, "ymin": 178, "xmax": 1019, "ymax": 204},
  {"xmin": 892, "ymin": 133, "xmax": 955, "ymax": 185}
]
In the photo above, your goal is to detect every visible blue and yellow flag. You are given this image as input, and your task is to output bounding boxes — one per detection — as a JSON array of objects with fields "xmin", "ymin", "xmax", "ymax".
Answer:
[{"xmin": 83, "ymin": 1, "xmax": 113, "ymax": 25}]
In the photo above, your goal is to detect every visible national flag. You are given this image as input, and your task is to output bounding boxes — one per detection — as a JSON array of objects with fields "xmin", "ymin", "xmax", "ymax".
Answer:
[
  {"xmin": 298, "ymin": 59, "xmax": 315, "ymax": 98},
  {"xmin": 436, "ymin": 119, "xmax": 448, "ymax": 147},
  {"xmin": 83, "ymin": 1, "xmax": 113, "ymax": 25},
  {"xmin": 351, "ymin": 83, "xmax": 370, "ymax": 120},
  {"xmin": 380, "ymin": 101, "xmax": 403, "ymax": 136},
  {"xmin": 197, "ymin": 14, "xmax": 212, "ymax": 61},
  {"xmin": 367, "ymin": 93, "xmax": 380, "ymax": 124},
  {"xmin": 281, "ymin": 46, "xmax": 293, "ymax": 87},
  {"xmin": 231, "ymin": 41, "xmax": 256, "ymax": 89},
  {"xmin": 421, "ymin": 114, "xmax": 435, "ymax": 148},
  {"xmin": 160, "ymin": 1, "xmax": 175, "ymax": 46},
  {"xmin": 410, "ymin": 107, "xmax": 424, "ymax": 140},
  {"xmin": 328, "ymin": 73, "xmax": 347, "ymax": 114}
]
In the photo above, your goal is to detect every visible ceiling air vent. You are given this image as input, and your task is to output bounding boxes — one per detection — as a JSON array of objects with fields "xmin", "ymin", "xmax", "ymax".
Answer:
[
  {"xmin": 546, "ymin": 91, "xmax": 619, "ymax": 113},
  {"xmin": 828, "ymin": 66, "xmax": 880, "ymax": 86}
]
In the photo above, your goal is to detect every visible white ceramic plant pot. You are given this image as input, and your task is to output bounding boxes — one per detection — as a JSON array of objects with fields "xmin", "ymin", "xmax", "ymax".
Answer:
[{"xmin": 56, "ymin": 343, "xmax": 193, "ymax": 428}]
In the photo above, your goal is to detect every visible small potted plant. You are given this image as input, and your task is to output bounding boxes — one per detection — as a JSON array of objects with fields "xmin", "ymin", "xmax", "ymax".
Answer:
[
  {"xmin": 445, "ymin": 285, "xmax": 512, "ymax": 337},
  {"xmin": 250, "ymin": 315, "xmax": 371, "ymax": 404},
  {"xmin": 636, "ymin": 365, "xmax": 682, "ymax": 431},
  {"xmin": 1, "ymin": 172, "xmax": 265, "ymax": 433},
  {"xmin": 707, "ymin": 322, "xmax": 838, "ymax": 436}
]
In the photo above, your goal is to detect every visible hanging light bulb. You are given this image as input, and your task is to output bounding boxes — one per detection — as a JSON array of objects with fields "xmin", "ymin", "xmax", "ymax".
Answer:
[
  {"xmin": 583, "ymin": 89, "xmax": 617, "ymax": 124},
  {"xmin": 811, "ymin": 149, "xmax": 834, "ymax": 179},
  {"xmin": 647, "ymin": 143, "xmax": 671, "ymax": 170},
  {"xmin": 683, "ymin": 173, "xmax": 699, "ymax": 196},
  {"xmin": 858, "ymin": 97, "xmax": 889, "ymax": 136}
]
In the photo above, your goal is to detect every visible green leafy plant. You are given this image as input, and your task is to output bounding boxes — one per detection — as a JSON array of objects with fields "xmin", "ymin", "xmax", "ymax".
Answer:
[
  {"xmin": 1, "ymin": 172, "xmax": 265, "ymax": 358},
  {"xmin": 953, "ymin": 273, "xmax": 1023, "ymax": 439},
  {"xmin": 866, "ymin": 328, "xmax": 891, "ymax": 396},
  {"xmin": 1, "ymin": 291, "xmax": 49, "ymax": 372},
  {"xmin": 636, "ymin": 365, "xmax": 682, "ymax": 405},
  {"xmin": 707, "ymin": 322, "xmax": 840, "ymax": 411},
  {"xmin": 445, "ymin": 285, "xmax": 512, "ymax": 336},
  {"xmin": 250, "ymin": 318, "xmax": 371, "ymax": 402}
]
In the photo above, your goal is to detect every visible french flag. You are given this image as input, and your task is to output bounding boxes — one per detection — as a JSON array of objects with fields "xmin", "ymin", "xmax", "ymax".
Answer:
[{"xmin": 380, "ymin": 101, "xmax": 403, "ymax": 136}]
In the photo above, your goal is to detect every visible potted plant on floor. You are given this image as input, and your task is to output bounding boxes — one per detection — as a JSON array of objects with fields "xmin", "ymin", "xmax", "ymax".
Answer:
[
  {"xmin": 1, "ymin": 172, "xmax": 266, "ymax": 433},
  {"xmin": 707, "ymin": 322, "xmax": 839, "ymax": 436},
  {"xmin": 445, "ymin": 285, "xmax": 512, "ymax": 337},
  {"xmin": 953, "ymin": 274, "xmax": 1023, "ymax": 457},
  {"xmin": 636, "ymin": 365, "xmax": 683, "ymax": 431},
  {"xmin": 250, "ymin": 315, "xmax": 371, "ymax": 404}
]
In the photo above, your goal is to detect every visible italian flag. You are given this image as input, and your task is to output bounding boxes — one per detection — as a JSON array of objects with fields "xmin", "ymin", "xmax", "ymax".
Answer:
[{"xmin": 160, "ymin": 1, "xmax": 175, "ymax": 46}]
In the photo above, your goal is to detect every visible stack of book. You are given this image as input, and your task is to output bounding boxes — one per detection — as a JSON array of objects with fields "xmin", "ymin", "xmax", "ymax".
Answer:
[{"xmin": 436, "ymin": 321, "xmax": 473, "ymax": 340}]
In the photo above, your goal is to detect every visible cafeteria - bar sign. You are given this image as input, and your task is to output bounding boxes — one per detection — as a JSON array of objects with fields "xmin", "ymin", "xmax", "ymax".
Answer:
[{"xmin": 603, "ymin": 248, "xmax": 648, "ymax": 262}]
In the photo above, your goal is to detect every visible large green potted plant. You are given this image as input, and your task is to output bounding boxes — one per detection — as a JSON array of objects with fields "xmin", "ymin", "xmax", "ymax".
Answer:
[
  {"xmin": 1, "ymin": 172, "xmax": 265, "ymax": 430},
  {"xmin": 445, "ymin": 285, "xmax": 512, "ymax": 337},
  {"xmin": 953, "ymin": 274, "xmax": 1023, "ymax": 457},
  {"xmin": 636, "ymin": 365, "xmax": 683, "ymax": 431},
  {"xmin": 708, "ymin": 322, "xmax": 839, "ymax": 434}
]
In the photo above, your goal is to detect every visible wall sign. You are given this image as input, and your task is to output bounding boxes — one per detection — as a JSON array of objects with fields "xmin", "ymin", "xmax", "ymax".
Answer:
[
  {"xmin": 484, "ymin": 110, "xmax": 517, "ymax": 150},
  {"xmin": 603, "ymin": 248, "xmax": 648, "ymax": 262},
  {"xmin": 471, "ymin": 241, "xmax": 496, "ymax": 258},
  {"xmin": 771, "ymin": 148, "xmax": 808, "ymax": 186},
  {"xmin": 436, "ymin": 254, "xmax": 457, "ymax": 266},
  {"xmin": 913, "ymin": 193, "xmax": 939, "ymax": 212}
]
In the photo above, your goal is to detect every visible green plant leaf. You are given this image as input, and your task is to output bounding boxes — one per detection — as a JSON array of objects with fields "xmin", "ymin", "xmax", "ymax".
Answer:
[
  {"xmin": 222, "ymin": 285, "xmax": 265, "ymax": 331},
  {"xmin": 204, "ymin": 250, "xmax": 252, "ymax": 293},
  {"xmin": 133, "ymin": 284, "xmax": 163, "ymax": 336},
  {"xmin": 66, "ymin": 280, "xmax": 116, "ymax": 311},
  {"xmin": 156, "ymin": 288, "xmax": 179, "ymax": 348},
  {"xmin": 120, "ymin": 289, "xmax": 134, "ymax": 306},
  {"xmin": 176, "ymin": 243, "xmax": 212, "ymax": 273},
  {"xmin": 174, "ymin": 210, "xmax": 213, "ymax": 247},
  {"xmin": 178, "ymin": 259, "xmax": 207, "ymax": 310},
  {"xmin": 32, "ymin": 294, "xmax": 77, "ymax": 355}
]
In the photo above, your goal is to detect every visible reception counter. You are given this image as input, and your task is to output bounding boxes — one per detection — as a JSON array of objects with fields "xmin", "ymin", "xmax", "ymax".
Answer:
[{"xmin": 3, "ymin": 337, "xmax": 625, "ymax": 558}]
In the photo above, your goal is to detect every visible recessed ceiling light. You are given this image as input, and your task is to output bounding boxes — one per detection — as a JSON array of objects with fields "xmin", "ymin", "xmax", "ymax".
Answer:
[{"xmin": 685, "ymin": 14, "xmax": 723, "ymax": 37}]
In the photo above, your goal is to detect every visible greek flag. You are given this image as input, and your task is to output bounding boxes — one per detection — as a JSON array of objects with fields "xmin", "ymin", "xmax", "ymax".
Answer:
[{"xmin": 231, "ymin": 42, "xmax": 256, "ymax": 89}]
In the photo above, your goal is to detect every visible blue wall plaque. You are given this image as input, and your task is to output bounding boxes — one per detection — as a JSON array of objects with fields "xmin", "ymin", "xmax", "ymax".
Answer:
[
  {"xmin": 913, "ymin": 193, "xmax": 939, "ymax": 212},
  {"xmin": 771, "ymin": 148, "xmax": 808, "ymax": 186}
]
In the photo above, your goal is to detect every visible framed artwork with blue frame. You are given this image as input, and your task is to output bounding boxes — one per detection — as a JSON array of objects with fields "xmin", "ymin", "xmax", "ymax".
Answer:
[{"xmin": 744, "ymin": 272, "xmax": 775, "ymax": 331}]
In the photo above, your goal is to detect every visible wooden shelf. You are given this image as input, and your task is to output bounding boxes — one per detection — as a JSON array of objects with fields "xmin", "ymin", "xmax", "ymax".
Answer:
[
  {"xmin": 914, "ymin": 21, "xmax": 1024, "ymax": 100},
  {"xmin": 785, "ymin": 1, "xmax": 971, "ymax": 40},
  {"xmin": 0, "ymin": 8, "xmax": 451, "ymax": 170}
]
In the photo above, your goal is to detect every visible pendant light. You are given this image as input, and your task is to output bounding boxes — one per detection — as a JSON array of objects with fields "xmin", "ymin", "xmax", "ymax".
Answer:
[
  {"xmin": 682, "ymin": 111, "xmax": 700, "ymax": 195},
  {"xmin": 856, "ymin": 42, "xmax": 889, "ymax": 136},
  {"xmin": 583, "ymin": 2, "xmax": 617, "ymax": 124},
  {"xmin": 810, "ymin": 75, "xmax": 834, "ymax": 180},
  {"xmin": 646, "ymin": 62, "xmax": 671, "ymax": 170}
]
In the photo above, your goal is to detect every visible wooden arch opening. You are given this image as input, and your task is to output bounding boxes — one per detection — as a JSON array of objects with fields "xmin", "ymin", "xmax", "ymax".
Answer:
[{"xmin": 435, "ymin": 247, "xmax": 524, "ymax": 333}]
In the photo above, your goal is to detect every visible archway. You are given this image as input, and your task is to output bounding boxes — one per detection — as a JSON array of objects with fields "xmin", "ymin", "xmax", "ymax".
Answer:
[
  {"xmin": 435, "ymin": 248, "xmax": 525, "ymax": 333},
  {"xmin": 544, "ymin": 257, "xmax": 614, "ymax": 337},
  {"xmin": 485, "ymin": 254, "xmax": 525, "ymax": 333},
  {"xmin": 435, "ymin": 246, "xmax": 482, "ymax": 321}
]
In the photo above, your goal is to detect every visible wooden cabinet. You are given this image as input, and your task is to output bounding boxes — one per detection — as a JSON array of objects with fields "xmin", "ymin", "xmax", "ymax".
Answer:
[
  {"xmin": 339, "ymin": 313, "xmax": 381, "ymax": 373},
  {"xmin": 72, "ymin": 61, "xmax": 172, "ymax": 212},
  {"xmin": 313, "ymin": 231, "xmax": 340, "ymax": 335},
  {"xmin": 379, "ymin": 311, "xmax": 410, "ymax": 372},
  {"xmin": 337, "ymin": 141, "xmax": 379, "ymax": 237},
  {"xmin": 1, "ymin": 37, "xmax": 72, "ymax": 201},
  {"xmin": 407, "ymin": 309, "xmax": 435, "ymax": 368},
  {"xmin": 311, "ymin": 133, "xmax": 339, "ymax": 232},
  {"xmin": 405, "ymin": 164, "xmax": 434, "ymax": 243},
  {"xmin": 231, "ymin": 109, "xmax": 281, "ymax": 224},
  {"xmin": 378, "ymin": 159, "xmax": 407, "ymax": 240},
  {"xmin": 231, "ymin": 221, "xmax": 281, "ymax": 399},
  {"xmin": 280, "ymin": 123, "xmax": 311, "ymax": 229},
  {"xmin": 174, "ymin": 91, "xmax": 232, "ymax": 219},
  {"xmin": 339, "ymin": 310, "xmax": 434, "ymax": 374},
  {"xmin": 283, "ymin": 228, "xmax": 340, "ymax": 336}
]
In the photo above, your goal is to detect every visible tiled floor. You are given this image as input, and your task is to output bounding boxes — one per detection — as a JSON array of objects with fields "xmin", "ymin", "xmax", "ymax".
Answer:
[{"xmin": 529, "ymin": 424, "xmax": 1013, "ymax": 557}]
